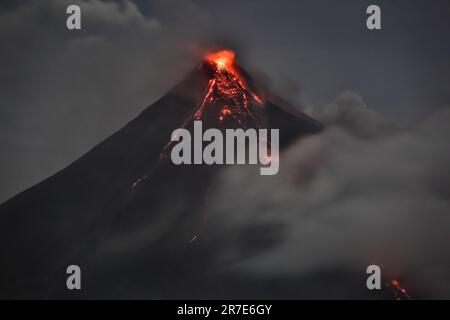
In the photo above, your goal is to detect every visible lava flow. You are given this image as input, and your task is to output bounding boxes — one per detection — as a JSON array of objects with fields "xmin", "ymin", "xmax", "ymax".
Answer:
[
  {"xmin": 158, "ymin": 49, "xmax": 265, "ymax": 160},
  {"xmin": 132, "ymin": 49, "xmax": 265, "ymax": 189},
  {"xmin": 196, "ymin": 49, "xmax": 263, "ymax": 126},
  {"xmin": 388, "ymin": 279, "xmax": 412, "ymax": 300}
]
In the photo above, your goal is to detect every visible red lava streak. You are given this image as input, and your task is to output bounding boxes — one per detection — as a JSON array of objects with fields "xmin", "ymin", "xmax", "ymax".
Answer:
[
  {"xmin": 157, "ymin": 49, "xmax": 265, "ymax": 161},
  {"xmin": 194, "ymin": 78, "xmax": 216, "ymax": 120},
  {"xmin": 200, "ymin": 49, "xmax": 263, "ymax": 123},
  {"xmin": 133, "ymin": 49, "xmax": 266, "ymax": 191},
  {"xmin": 390, "ymin": 279, "xmax": 412, "ymax": 300}
]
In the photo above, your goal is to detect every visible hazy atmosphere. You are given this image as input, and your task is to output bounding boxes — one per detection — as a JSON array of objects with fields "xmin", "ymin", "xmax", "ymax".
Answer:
[
  {"xmin": 1, "ymin": 0, "xmax": 449, "ymax": 203},
  {"xmin": 1, "ymin": 0, "xmax": 450, "ymax": 300}
]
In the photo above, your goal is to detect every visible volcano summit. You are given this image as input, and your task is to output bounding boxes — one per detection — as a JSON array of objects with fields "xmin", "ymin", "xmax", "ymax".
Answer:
[
  {"xmin": 0, "ymin": 49, "xmax": 323, "ymax": 298},
  {"xmin": 167, "ymin": 50, "xmax": 280, "ymax": 175}
]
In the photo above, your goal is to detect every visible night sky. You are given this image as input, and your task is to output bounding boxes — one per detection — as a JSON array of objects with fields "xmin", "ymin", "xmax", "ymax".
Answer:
[
  {"xmin": 1, "ymin": 0, "xmax": 450, "ymax": 299},
  {"xmin": 1, "ymin": 0, "xmax": 449, "ymax": 202}
]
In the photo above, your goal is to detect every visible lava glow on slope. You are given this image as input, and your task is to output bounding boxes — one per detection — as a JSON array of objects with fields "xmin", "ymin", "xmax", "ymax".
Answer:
[
  {"xmin": 205, "ymin": 50, "xmax": 263, "ymax": 103},
  {"xmin": 158, "ymin": 50, "xmax": 265, "ymax": 159},
  {"xmin": 389, "ymin": 279, "xmax": 412, "ymax": 300},
  {"xmin": 197, "ymin": 49, "xmax": 263, "ymax": 125},
  {"xmin": 133, "ymin": 49, "xmax": 266, "ymax": 186},
  {"xmin": 204, "ymin": 50, "xmax": 262, "ymax": 103}
]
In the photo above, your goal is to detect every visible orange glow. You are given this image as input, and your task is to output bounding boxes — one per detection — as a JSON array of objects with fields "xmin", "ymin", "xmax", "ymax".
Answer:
[
  {"xmin": 131, "ymin": 48, "xmax": 268, "ymax": 193},
  {"xmin": 391, "ymin": 280, "xmax": 406, "ymax": 293},
  {"xmin": 205, "ymin": 50, "xmax": 236, "ymax": 72},
  {"xmin": 390, "ymin": 279, "xmax": 412, "ymax": 300},
  {"xmin": 251, "ymin": 92, "xmax": 263, "ymax": 104},
  {"xmin": 221, "ymin": 107, "xmax": 232, "ymax": 115},
  {"xmin": 204, "ymin": 49, "xmax": 263, "ymax": 105},
  {"xmin": 159, "ymin": 49, "xmax": 266, "ymax": 160},
  {"xmin": 194, "ymin": 78, "xmax": 216, "ymax": 120}
]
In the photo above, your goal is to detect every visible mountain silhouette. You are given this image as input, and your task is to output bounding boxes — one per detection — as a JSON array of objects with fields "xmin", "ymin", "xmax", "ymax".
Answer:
[{"xmin": 0, "ymin": 51, "xmax": 324, "ymax": 298}]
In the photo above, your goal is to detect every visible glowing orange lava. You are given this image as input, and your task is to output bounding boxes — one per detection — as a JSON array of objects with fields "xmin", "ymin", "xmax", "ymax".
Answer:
[
  {"xmin": 187, "ymin": 49, "xmax": 263, "ymax": 129},
  {"xmin": 132, "ymin": 49, "xmax": 266, "ymax": 188},
  {"xmin": 204, "ymin": 49, "xmax": 263, "ymax": 105},
  {"xmin": 390, "ymin": 279, "xmax": 412, "ymax": 300},
  {"xmin": 205, "ymin": 50, "xmax": 236, "ymax": 72}
]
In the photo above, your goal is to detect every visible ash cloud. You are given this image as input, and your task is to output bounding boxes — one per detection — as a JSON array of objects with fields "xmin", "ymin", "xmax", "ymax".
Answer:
[
  {"xmin": 1, "ymin": 0, "xmax": 450, "ymax": 299},
  {"xmin": 0, "ymin": 0, "xmax": 212, "ymax": 203},
  {"xmin": 204, "ymin": 93, "xmax": 450, "ymax": 298}
]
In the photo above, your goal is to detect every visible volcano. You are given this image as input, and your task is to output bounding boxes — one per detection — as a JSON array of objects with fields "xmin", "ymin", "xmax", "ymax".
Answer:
[{"xmin": 0, "ymin": 50, "xmax": 323, "ymax": 298}]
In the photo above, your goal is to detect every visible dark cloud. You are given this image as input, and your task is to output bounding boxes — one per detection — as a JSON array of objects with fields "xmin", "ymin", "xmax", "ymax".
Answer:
[
  {"xmin": 2, "ymin": 0, "xmax": 450, "ymax": 204},
  {"xmin": 1, "ymin": 0, "xmax": 450, "ymax": 299},
  {"xmin": 198, "ymin": 0, "xmax": 450, "ymax": 121},
  {"xmin": 0, "ymin": 0, "xmax": 212, "ymax": 203},
  {"xmin": 204, "ymin": 95, "xmax": 450, "ymax": 298},
  {"xmin": 304, "ymin": 91, "xmax": 401, "ymax": 139}
]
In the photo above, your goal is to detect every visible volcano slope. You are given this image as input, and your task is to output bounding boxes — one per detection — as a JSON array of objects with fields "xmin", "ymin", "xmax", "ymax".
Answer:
[{"xmin": 0, "ymin": 51, "xmax": 324, "ymax": 298}]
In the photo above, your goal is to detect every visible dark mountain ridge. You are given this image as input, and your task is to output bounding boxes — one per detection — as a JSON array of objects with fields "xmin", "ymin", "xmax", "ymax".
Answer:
[{"xmin": 0, "ymin": 55, "xmax": 323, "ymax": 298}]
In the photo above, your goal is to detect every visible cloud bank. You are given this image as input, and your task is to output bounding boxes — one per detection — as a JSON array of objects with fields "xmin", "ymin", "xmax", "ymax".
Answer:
[
  {"xmin": 204, "ymin": 92, "xmax": 450, "ymax": 298},
  {"xmin": 0, "ymin": 0, "xmax": 212, "ymax": 203}
]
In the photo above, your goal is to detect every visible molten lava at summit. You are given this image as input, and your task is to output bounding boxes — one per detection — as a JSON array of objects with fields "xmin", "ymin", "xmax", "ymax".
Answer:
[
  {"xmin": 131, "ymin": 49, "xmax": 270, "ymax": 188},
  {"xmin": 205, "ymin": 50, "xmax": 236, "ymax": 72},
  {"xmin": 0, "ymin": 40, "xmax": 325, "ymax": 298},
  {"xmin": 198, "ymin": 49, "xmax": 264, "ymax": 126},
  {"xmin": 155, "ymin": 49, "xmax": 266, "ymax": 162}
]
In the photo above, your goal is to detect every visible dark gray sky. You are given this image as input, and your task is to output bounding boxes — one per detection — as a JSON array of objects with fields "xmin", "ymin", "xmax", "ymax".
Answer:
[
  {"xmin": 192, "ymin": 0, "xmax": 450, "ymax": 121},
  {"xmin": 0, "ymin": 0, "xmax": 449, "ymax": 203}
]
